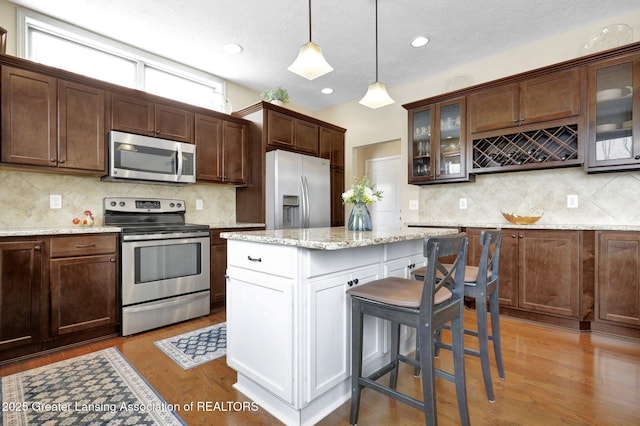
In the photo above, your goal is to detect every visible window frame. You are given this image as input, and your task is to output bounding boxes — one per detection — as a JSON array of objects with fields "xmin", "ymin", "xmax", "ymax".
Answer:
[{"xmin": 16, "ymin": 7, "xmax": 226, "ymax": 105}]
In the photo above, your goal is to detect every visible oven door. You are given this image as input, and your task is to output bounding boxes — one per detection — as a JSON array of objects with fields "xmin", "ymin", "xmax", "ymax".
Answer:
[{"xmin": 121, "ymin": 233, "xmax": 210, "ymax": 306}]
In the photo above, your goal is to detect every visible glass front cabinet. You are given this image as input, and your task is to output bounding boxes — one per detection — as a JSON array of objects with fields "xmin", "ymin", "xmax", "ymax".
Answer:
[
  {"xmin": 587, "ymin": 53, "xmax": 639, "ymax": 171},
  {"xmin": 408, "ymin": 98, "xmax": 469, "ymax": 184}
]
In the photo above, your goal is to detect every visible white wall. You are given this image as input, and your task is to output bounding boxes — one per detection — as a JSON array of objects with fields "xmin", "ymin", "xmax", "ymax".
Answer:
[{"xmin": 316, "ymin": 8, "xmax": 640, "ymax": 226}]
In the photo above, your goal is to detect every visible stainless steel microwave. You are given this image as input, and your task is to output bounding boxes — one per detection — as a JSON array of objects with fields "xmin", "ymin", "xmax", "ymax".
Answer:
[{"xmin": 105, "ymin": 130, "xmax": 196, "ymax": 184}]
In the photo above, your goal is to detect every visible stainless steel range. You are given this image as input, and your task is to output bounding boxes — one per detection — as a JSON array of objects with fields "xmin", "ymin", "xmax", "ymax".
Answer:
[{"xmin": 104, "ymin": 197, "xmax": 210, "ymax": 336}]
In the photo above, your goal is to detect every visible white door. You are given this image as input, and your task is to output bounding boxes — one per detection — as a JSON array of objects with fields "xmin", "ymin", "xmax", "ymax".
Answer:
[{"xmin": 366, "ymin": 156, "xmax": 402, "ymax": 229}]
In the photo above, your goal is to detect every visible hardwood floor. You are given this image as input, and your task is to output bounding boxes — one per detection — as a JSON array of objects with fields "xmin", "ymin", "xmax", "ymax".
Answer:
[{"xmin": 2, "ymin": 309, "xmax": 640, "ymax": 425}]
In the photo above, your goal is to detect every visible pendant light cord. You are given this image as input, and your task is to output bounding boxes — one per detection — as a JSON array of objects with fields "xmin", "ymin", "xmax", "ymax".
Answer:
[
  {"xmin": 308, "ymin": 0, "xmax": 312, "ymax": 42},
  {"xmin": 375, "ymin": 0, "xmax": 379, "ymax": 82}
]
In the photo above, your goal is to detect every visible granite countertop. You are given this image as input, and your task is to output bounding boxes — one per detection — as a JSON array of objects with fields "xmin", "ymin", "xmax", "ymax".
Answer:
[
  {"xmin": 220, "ymin": 226, "xmax": 459, "ymax": 250},
  {"xmin": 406, "ymin": 222, "xmax": 640, "ymax": 231},
  {"xmin": 0, "ymin": 222, "xmax": 265, "ymax": 238},
  {"xmin": 0, "ymin": 226, "xmax": 122, "ymax": 237}
]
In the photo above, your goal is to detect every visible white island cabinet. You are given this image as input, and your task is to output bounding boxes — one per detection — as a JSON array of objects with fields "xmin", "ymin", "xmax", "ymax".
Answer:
[{"xmin": 222, "ymin": 227, "xmax": 459, "ymax": 426}]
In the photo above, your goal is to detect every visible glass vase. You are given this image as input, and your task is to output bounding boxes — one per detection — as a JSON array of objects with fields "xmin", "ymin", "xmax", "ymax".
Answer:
[{"xmin": 348, "ymin": 203, "xmax": 372, "ymax": 231}]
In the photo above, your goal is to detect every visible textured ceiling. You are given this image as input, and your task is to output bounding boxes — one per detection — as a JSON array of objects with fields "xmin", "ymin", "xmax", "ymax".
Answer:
[{"xmin": 8, "ymin": 0, "xmax": 640, "ymax": 111}]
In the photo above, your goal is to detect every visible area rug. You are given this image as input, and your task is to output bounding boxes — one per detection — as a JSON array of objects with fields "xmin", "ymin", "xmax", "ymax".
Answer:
[
  {"xmin": 154, "ymin": 322, "xmax": 227, "ymax": 370},
  {"xmin": 0, "ymin": 347, "xmax": 184, "ymax": 425}
]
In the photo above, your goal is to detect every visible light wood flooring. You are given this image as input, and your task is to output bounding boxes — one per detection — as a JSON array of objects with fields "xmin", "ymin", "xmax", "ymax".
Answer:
[{"xmin": 2, "ymin": 309, "xmax": 640, "ymax": 425}]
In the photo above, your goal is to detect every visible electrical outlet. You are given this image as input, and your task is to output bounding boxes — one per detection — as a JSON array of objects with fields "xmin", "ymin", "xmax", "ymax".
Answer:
[
  {"xmin": 567, "ymin": 194, "xmax": 579, "ymax": 209},
  {"xmin": 409, "ymin": 200, "xmax": 419, "ymax": 210},
  {"xmin": 459, "ymin": 198, "xmax": 468, "ymax": 210},
  {"xmin": 50, "ymin": 194, "xmax": 62, "ymax": 209},
  {"xmin": 195, "ymin": 199, "xmax": 204, "ymax": 210}
]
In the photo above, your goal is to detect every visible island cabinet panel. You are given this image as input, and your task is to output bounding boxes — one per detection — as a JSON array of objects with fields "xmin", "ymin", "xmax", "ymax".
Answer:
[
  {"xmin": 468, "ymin": 68, "xmax": 583, "ymax": 134},
  {"xmin": 224, "ymin": 237, "xmax": 422, "ymax": 425},
  {"xmin": 49, "ymin": 234, "xmax": 118, "ymax": 337},
  {"xmin": 596, "ymin": 231, "xmax": 640, "ymax": 327},
  {"xmin": 0, "ymin": 239, "xmax": 45, "ymax": 356},
  {"xmin": 111, "ymin": 93, "xmax": 193, "ymax": 143}
]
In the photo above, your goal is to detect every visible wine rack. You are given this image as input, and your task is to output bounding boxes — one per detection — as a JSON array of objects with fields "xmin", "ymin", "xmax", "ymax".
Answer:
[{"xmin": 472, "ymin": 124, "xmax": 580, "ymax": 172}]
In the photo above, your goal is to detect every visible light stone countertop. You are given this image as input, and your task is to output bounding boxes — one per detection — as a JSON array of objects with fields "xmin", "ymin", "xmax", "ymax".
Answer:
[
  {"xmin": 220, "ymin": 226, "xmax": 460, "ymax": 250},
  {"xmin": 0, "ymin": 226, "xmax": 122, "ymax": 237},
  {"xmin": 406, "ymin": 222, "xmax": 640, "ymax": 231},
  {"xmin": 0, "ymin": 222, "xmax": 265, "ymax": 238}
]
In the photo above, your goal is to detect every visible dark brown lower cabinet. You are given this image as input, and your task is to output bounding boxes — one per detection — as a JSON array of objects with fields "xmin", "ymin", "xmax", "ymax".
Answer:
[
  {"xmin": 49, "ymin": 235, "xmax": 119, "ymax": 342},
  {"xmin": 594, "ymin": 231, "xmax": 640, "ymax": 337},
  {"xmin": 1, "ymin": 234, "xmax": 119, "ymax": 363},
  {"xmin": 210, "ymin": 227, "xmax": 264, "ymax": 311},
  {"xmin": 467, "ymin": 228, "xmax": 592, "ymax": 329},
  {"xmin": 0, "ymin": 239, "xmax": 45, "ymax": 357}
]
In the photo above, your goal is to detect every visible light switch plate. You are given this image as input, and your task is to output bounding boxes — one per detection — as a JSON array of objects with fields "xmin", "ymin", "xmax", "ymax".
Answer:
[
  {"xmin": 196, "ymin": 199, "xmax": 204, "ymax": 210},
  {"xmin": 567, "ymin": 194, "xmax": 578, "ymax": 209},
  {"xmin": 459, "ymin": 198, "xmax": 468, "ymax": 210},
  {"xmin": 50, "ymin": 194, "xmax": 62, "ymax": 209},
  {"xmin": 409, "ymin": 200, "xmax": 419, "ymax": 210}
]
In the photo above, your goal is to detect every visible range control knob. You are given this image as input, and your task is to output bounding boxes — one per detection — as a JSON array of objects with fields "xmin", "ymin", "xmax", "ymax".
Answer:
[
  {"xmin": 169, "ymin": 203, "xmax": 175, "ymax": 208},
  {"xmin": 110, "ymin": 201, "xmax": 117, "ymax": 207},
  {"xmin": 119, "ymin": 201, "xmax": 126, "ymax": 207},
  {"xmin": 176, "ymin": 202, "xmax": 182, "ymax": 208}
]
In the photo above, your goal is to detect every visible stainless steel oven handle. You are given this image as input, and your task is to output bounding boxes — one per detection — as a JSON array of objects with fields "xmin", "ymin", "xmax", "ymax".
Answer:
[{"xmin": 122, "ymin": 231, "xmax": 210, "ymax": 241}]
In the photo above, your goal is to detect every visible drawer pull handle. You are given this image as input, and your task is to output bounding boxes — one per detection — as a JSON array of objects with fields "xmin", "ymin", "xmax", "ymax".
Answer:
[
  {"xmin": 76, "ymin": 244, "xmax": 96, "ymax": 248},
  {"xmin": 247, "ymin": 255, "xmax": 262, "ymax": 262}
]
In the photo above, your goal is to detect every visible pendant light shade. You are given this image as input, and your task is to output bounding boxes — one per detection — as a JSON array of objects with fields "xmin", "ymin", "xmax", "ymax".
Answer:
[
  {"xmin": 288, "ymin": 41, "xmax": 334, "ymax": 80},
  {"xmin": 359, "ymin": 81, "xmax": 395, "ymax": 109},
  {"xmin": 359, "ymin": 0, "xmax": 395, "ymax": 109},
  {"xmin": 288, "ymin": 0, "xmax": 333, "ymax": 80}
]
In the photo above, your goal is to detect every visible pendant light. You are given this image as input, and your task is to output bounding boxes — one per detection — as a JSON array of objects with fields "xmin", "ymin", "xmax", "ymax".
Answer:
[
  {"xmin": 288, "ymin": 0, "xmax": 334, "ymax": 80},
  {"xmin": 359, "ymin": 0, "xmax": 395, "ymax": 109}
]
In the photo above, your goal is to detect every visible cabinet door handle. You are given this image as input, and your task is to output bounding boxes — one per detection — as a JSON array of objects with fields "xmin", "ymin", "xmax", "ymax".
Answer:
[
  {"xmin": 247, "ymin": 255, "xmax": 262, "ymax": 262},
  {"xmin": 520, "ymin": 116, "xmax": 525, "ymax": 122},
  {"xmin": 519, "ymin": 234, "xmax": 524, "ymax": 238},
  {"xmin": 511, "ymin": 234, "xmax": 517, "ymax": 238},
  {"xmin": 50, "ymin": 158, "xmax": 57, "ymax": 162},
  {"xmin": 75, "ymin": 244, "xmax": 96, "ymax": 248},
  {"xmin": 110, "ymin": 258, "xmax": 116, "ymax": 263},
  {"xmin": 34, "ymin": 245, "xmax": 41, "ymax": 251},
  {"xmin": 635, "ymin": 155, "xmax": 640, "ymax": 160},
  {"xmin": 353, "ymin": 278, "xmax": 359, "ymax": 285}
]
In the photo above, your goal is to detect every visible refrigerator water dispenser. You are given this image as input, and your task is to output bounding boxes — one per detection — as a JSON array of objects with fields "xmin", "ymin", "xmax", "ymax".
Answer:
[{"xmin": 282, "ymin": 195, "xmax": 300, "ymax": 228}]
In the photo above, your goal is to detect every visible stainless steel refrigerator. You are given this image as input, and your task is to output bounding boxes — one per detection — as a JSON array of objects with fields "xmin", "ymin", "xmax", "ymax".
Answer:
[{"xmin": 266, "ymin": 150, "xmax": 330, "ymax": 230}]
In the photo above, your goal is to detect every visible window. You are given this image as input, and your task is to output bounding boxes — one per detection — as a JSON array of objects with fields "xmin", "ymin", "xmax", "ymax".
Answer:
[{"xmin": 17, "ymin": 8, "xmax": 226, "ymax": 110}]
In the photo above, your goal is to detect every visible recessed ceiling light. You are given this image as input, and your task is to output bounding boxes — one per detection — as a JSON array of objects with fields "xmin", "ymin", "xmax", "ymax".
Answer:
[
  {"xmin": 321, "ymin": 88, "xmax": 333, "ymax": 94},
  {"xmin": 411, "ymin": 36, "xmax": 429, "ymax": 48},
  {"xmin": 223, "ymin": 43, "xmax": 243, "ymax": 53}
]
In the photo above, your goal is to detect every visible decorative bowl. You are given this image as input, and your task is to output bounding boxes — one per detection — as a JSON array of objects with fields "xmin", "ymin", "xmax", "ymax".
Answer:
[{"xmin": 501, "ymin": 211, "xmax": 543, "ymax": 225}]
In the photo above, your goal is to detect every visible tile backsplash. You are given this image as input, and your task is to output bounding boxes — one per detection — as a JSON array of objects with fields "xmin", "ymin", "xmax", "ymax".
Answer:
[
  {"xmin": 419, "ymin": 167, "xmax": 640, "ymax": 226},
  {"xmin": 0, "ymin": 169, "xmax": 237, "ymax": 228}
]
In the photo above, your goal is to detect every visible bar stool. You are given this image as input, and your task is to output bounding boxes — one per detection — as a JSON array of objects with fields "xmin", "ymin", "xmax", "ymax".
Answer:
[
  {"xmin": 413, "ymin": 229, "xmax": 504, "ymax": 402},
  {"xmin": 346, "ymin": 233, "xmax": 470, "ymax": 426}
]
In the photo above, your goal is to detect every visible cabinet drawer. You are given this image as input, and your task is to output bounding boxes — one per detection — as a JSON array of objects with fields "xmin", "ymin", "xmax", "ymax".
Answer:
[
  {"xmin": 227, "ymin": 240, "xmax": 296, "ymax": 278},
  {"xmin": 50, "ymin": 234, "xmax": 117, "ymax": 257}
]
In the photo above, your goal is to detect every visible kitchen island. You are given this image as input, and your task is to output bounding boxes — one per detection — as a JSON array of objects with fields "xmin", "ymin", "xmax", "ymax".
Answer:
[{"xmin": 221, "ymin": 226, "xmax": 459, "ymax": 426}]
